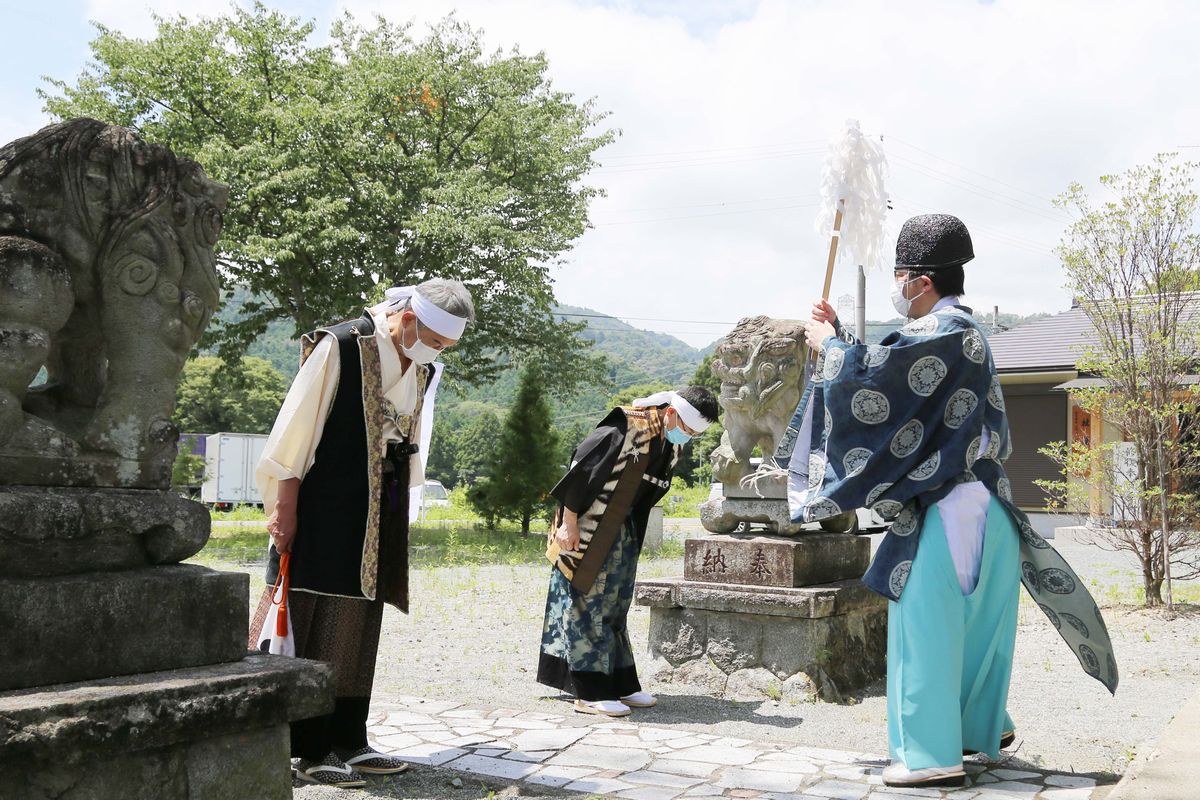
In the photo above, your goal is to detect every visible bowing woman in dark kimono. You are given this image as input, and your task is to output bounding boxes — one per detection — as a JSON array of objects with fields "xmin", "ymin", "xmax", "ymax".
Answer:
[{"xmin": 538, "ymin": 386, "xmax": 719, "ymax": 716}]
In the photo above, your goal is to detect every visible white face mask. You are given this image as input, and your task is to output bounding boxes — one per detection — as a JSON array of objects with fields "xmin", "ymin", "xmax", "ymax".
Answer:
[
  {"xmin": 400, "ymin": 318, "xmax": 440, "ymax": 364},
  {"xmin": 890, "ymin": 276, "xmax": 926, "ymax": 318}
]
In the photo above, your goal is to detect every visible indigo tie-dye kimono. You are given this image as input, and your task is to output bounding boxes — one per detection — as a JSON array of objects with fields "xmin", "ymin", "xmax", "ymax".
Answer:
[{"xmin": 777, "ymin": 306, "xmax": 1118, "ymax": 694}]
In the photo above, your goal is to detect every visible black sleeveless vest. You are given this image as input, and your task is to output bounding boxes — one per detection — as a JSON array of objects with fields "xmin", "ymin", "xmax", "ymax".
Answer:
[{"xmin": 290, "ymin": 315, "xmax": 375, "ymax": 599}]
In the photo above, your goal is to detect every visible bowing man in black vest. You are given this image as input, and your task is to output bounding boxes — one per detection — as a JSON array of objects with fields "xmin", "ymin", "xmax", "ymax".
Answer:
[{"xmin": 252, "ymin": 278, "xmax": 474, "ymax": 787}]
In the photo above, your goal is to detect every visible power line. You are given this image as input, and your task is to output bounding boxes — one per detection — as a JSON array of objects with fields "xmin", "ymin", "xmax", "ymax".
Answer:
[
  {"xmin": 595, "ymin": 148, "xmax": 825, "ymax": 174},
  {"xmin": 601, "ymin": 193, "xmax": 814, "ymax": 214},
  {"xmin": 593, "ymin": 201, "xmax": 819, "ymax": 226},
  {"xmin": 888, "ymin": 153, "xmax": 1072, "ymax": 225},
  {"xmin": 556, "ymin": 311, "xmax": 735, "ymax": 325},
  {"xmin": 600, "ymin": 138, "xmax": 827, "ymax": 161},
  {"xmin": 889, "ymin": 194, "xmax": 1057, "ymax": 255},
  {"xmin": 887, "ymin": 136, "xmax": 1062, "ymax": 206}
]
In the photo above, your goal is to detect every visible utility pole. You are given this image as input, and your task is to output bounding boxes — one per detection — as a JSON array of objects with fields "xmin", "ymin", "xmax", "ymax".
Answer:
[{"xmin": 856, "ymin": 265, "xmax": 867, "ymax": 341}]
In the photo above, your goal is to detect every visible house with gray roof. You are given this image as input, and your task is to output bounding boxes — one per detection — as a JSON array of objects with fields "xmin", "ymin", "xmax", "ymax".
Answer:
[{"xmin": 988, "ymin": 305, "xmax": 1098, "ymax": 510}]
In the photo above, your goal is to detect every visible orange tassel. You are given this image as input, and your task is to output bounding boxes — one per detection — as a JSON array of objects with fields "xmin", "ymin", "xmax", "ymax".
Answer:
[{"xmin": 274, "ymin": 552, "xmax": 290, "ymax": 637}]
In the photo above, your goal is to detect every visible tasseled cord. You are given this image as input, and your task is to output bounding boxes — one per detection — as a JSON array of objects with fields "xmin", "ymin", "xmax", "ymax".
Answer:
[{"xmin": 272, "ymin": 552, "xmax": 290, "ymax": 637}]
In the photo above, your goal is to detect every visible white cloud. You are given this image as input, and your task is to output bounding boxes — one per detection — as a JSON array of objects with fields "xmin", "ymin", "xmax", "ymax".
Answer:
[
  {"xmin": 11, "ymin": 0, "xmax": 1200, "ymax": 351},
  {"xmin": 334, "ymin": 0, "xmax": 1200, "ymax": 347}
]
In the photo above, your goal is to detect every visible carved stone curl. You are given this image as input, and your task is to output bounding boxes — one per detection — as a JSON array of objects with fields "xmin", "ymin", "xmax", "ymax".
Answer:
[{"xmin": 0, "ymin": 119, "xmax": 226, "ymax": 488}]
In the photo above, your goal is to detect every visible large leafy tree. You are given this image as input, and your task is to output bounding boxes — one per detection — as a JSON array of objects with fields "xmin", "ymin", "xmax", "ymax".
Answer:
[
  {"xmin": 173, "ymin": 356, "xmax": 288, "ymax": 434},
  {"xmin": 1041, "ymin": 154, "xmax": 1200, "ymax": 608},
  {"xmin": 41, "ymin": 3, "xmax": 612, "ymax": 392}
]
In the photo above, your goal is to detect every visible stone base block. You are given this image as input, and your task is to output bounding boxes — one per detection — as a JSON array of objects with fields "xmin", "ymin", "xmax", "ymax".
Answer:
[
  {"xmin": 636, "ymin": 577, "xmax": 887, "ymax": 697},
  {"xmin": 0, "ymin": 485, "xmax": 210, "ymax": 577},
  {"xmin": 0, "ymin": 450, "xmax": 170, "ymax": 489},
  {"xmin": 684, "ymin": 533, "xmax": 869, "ymax": 587},
  {"xmin": 723, "ymin": 481, "xmax": 786, "ymax": 500},
  {"xmin": 0, "ymin": 654, "xmax": 333, "ymax": 800},
  {"xmin": 0, "ymin": 565, "xmax": 248, "ymax": 691},
  {"xmin": 700, "ymin": 495, "xmax": 804, "ymax": 535}
]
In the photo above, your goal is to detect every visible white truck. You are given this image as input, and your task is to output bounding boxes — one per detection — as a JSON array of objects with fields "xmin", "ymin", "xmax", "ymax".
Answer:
[{"xmin": 200, "ymin": 432, "xmax": 269, "ymax": 507}]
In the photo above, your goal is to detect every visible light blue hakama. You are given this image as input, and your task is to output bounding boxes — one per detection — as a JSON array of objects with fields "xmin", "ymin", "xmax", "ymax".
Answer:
[{"xmin": 887, "ymin": 495, "xmax": 1020, "ymax": 769}]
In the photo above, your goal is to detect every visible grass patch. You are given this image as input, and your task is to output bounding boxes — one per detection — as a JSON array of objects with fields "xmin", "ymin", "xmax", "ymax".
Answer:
[
  {"xmin": 193, "ymin": 525, "xmax": 269, "ymax": 564},
  {"xmin": 211, "ymin": 504, "xmax": 267, "ymax": 522},
  {"xmin": 192, "ymin": 521, "xmax": 685, "ymax": 570},
  {"xmin": 662, "ymin": 484, "xmax": 710, "ymax": 517}
]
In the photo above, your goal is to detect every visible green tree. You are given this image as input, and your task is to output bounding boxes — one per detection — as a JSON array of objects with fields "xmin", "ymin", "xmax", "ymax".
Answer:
[
  {"xmin": 425, "ymin": 413, "xmax": 462, "ymax": 489},
  {"xmin": 455, "ymin": 410, "xmax": 504, "ymax": 486},
  {"xmin": 174, "ymin": 356, "xmax": 288, "ymax": 434},
  {"xmin": 691, "ymin": 353, "xmax": 722, "ymax": 394},
  {"xmin": 609, "ymin": 381, "xmax": 670, "ymax": 408},
  {"xmin": 475, "ymin": 367, "xmax": 559, "ymax": 533},
  {"xmin": 1042, "ymin": 154, "xmax": 1200, "ymax": 608},
  {"xmin": 171, "ymin": 438, "xmax": 205, "ymax": 490},
  {"xmin": 42, "ymin": 4, "xmax": 612, "ymax": 393}
]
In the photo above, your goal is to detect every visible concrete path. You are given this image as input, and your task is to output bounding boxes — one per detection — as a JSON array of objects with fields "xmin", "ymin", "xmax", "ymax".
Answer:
[
  {"xmin": 1103, "ymin": 682, "xmax": 1199, "ymax": 800},
  {"xmin": 366, "ymin": 697, "xmax": 1104, "ymax": 799}
]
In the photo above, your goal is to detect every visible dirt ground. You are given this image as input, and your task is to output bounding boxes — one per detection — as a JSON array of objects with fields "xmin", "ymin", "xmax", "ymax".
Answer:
[{"xmin": 211, "ymin": 531, "xmax": 1200, "ymax": 793}]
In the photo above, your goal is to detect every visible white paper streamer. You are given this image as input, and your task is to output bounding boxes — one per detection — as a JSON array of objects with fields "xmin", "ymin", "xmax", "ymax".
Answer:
[{"xmin": 814, "ymin": 119, "xmax": 890, "ymax": 271}]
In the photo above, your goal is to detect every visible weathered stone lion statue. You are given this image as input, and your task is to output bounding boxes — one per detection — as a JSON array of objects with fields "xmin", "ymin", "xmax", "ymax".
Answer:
[
  {"xmin": 0, "ymin": 119, "xmax": 226, "ymax": 487},
  {"xmin": 709, "ymin": 315, "xmax": 806, "ymax": 488},
  {"xmin": 702, "ymin": 314, "xmax": 857, "ymax": 534}
]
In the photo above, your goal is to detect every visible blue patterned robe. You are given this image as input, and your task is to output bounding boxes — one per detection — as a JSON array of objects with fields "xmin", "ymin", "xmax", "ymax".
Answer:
[{"xmin": 777, "ymin": 306, "xmax": 1118, "ymax": 694}]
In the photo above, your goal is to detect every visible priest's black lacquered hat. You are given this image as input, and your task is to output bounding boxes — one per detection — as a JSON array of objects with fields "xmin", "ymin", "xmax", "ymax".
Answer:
[{"xmin": 895, "ymin": 214, "xmax": 974, "ymax": 270}]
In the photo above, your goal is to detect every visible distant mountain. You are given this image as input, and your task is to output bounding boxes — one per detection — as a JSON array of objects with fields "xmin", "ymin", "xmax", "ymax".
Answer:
[
  {"xmin": 206, "ymin": 291, "xmax": 708, "ymax": 423},
  {"xmin": 554, "ymin": 305, "xmax": 703, "ymax": 388},
  {"xmin": 207, "ymin": 288, "xmax": 1048, "ymax": 420},
  {"xmin": 204, "ymin": 286, "xmax": 303, "ymax": 379}
]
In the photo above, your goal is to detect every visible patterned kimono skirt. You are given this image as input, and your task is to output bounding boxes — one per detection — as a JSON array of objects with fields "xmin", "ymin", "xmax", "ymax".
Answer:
[{"xmin": 537, "ymin": 516, "xmax": 643, "ymax": 702}]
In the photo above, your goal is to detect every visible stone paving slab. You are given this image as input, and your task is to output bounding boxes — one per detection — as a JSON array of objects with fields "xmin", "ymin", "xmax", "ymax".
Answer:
[{"xmin": 366, "ymin": 697, "xmax": 1105, "ymax": 799}]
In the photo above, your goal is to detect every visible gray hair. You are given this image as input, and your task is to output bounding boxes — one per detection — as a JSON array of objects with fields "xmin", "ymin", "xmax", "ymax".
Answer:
[{"xmin": 406, "ymin": 277, "xmax": 476, "ymax": 326}]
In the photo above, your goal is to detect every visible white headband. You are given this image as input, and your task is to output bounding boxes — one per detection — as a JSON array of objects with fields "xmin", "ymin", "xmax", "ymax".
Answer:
[
  {"xmin": 631, "ymin": 391, "xmax": 713, "ymax": 434},
  {"xmin": 371, "ymin": 286, "xmax": 468, "ymax": 339}
]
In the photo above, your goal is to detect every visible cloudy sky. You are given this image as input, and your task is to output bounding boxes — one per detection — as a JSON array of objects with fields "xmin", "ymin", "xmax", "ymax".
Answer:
[{"xmin": 4, "ymin": 1, "xmax": 1199, "ymax": 349}]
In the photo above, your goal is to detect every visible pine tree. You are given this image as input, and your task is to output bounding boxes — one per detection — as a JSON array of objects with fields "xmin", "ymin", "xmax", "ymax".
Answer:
[{"xmin": 481, "ymin": 368, "xmax": 560, "ymax": 533}]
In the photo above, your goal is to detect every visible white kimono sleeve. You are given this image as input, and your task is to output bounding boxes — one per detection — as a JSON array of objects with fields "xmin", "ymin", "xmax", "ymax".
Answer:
[{"xmin": 254, "ymin": 336, "xmax": 340, "ymax": 511}]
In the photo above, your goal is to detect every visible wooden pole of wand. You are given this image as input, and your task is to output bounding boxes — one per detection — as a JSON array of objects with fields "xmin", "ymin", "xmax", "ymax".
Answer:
[
  {"xmin": 805, "ymin": 199, "xmax": 845, "ymax": 365},
  {"xmin": 821, "ymin": 200, "xmax": 844, "ymax": 301}
]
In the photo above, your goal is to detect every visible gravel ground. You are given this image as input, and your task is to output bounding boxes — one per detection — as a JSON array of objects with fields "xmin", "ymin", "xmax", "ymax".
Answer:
[
  {"xmin": 213, "ymin": 530, "xmax": 1200, "ymax": 795},
  {"xmin": 373, "ymin": 540, "xmax": 1198, "ymax": 775}
]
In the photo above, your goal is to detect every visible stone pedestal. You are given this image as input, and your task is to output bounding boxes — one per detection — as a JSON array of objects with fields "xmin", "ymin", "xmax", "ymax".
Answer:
[
  {"xmin": 0, "ymin": 565, "xmax": 248, "ymax": 691},
  {"xmin": 0, "ymin": 486, "xmax": 211, "ymax": 576},
  {"xmin": 637, "ymin": 532, "xmax": 886, "ymax": 701},
  {"xmin": 701, "ymin": 483, "xmax": 859, "ymax": 536},
  {"xmin": 0, "ymin": 121, "xmax": 328, "ymax": 799},
  {"xmin": 0, "ymin": 487, "xmax": 333, "ymax": 799},
  {"xmin": 684, "ymin": 533, "xmax": 868, "ymax": 588},
  {"xmin": 644, "ymin": 506, "xmax": 665, "ymax": 551},
  {"xmin": 700, "ymin": 481, "xmax": 805, "ymax": 535},
  {"xmin": 0, "ymin": 655, "xmax": 332, "ymax": 800}
]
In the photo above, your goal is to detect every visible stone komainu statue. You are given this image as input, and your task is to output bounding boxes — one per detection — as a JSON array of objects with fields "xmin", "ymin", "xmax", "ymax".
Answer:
[
  {"xmin": 709, "ymin": 315, "xmax": 806, "ymax": 488},
  {"xmin": 0, "ymin": 119, "xmax": 226, "ymax": 487}
]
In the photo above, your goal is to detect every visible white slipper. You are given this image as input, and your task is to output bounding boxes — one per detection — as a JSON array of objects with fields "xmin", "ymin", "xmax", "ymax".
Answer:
[
  {"xmin": 620, "ymin": 691, "xmax": 657, "ymax": 708},
  {"xmin": 882, "ymin": 761, "xmax": 965, "ymax": 787},
  {"xmin": 573, "ymin": 699, "xmax": 632, "ymax": 717}
]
